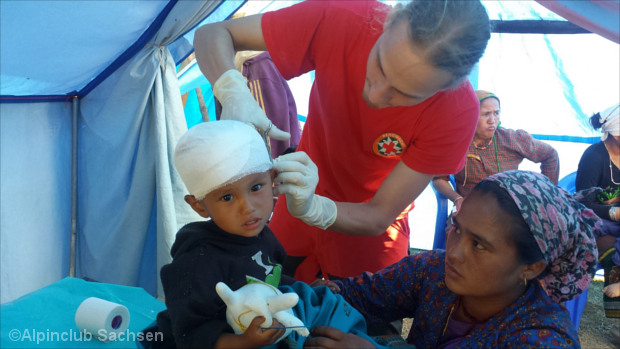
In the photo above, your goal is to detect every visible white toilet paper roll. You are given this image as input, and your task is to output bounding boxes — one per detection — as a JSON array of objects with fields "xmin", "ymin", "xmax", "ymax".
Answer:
[{"xmin": 75, "ymin": 297, "xmax": 130, "ymax": 341}]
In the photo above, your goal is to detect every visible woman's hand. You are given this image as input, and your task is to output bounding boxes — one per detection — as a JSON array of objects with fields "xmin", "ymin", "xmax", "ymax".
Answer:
[{"xmin": 303, "ymin": 326, "xmax": 375, "ymax": 348}]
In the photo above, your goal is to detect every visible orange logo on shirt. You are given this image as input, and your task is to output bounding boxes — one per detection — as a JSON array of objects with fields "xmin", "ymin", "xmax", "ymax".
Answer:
[{"xmin": 372, "ymin": 133, "xmax": 406, "ymax": 158}]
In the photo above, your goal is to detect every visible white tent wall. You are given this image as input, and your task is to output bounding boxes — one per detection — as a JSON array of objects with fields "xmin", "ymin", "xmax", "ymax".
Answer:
[
  {"xmin": 478, "ymin": 33, "xmax": 619, "ymax": 137},
  {"xmin": 1, "ymin": 102, "xmax": 72, "ymax": 303},
  {"xmin": 476, "ymin": 31, "xmax": 619, "ymax": 176},
  {"xmin": 0, "ymin": 0, "xmax": 242, "ymax": 304},
  {"xmin": 73, "ymin": 0, "xmax": 227, "ymax": 301}
]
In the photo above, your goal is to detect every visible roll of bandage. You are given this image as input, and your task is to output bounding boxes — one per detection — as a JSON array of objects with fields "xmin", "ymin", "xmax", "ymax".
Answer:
[{"xmin": 74, "ymin": 297, "xmax": 130, "ymax": 341}]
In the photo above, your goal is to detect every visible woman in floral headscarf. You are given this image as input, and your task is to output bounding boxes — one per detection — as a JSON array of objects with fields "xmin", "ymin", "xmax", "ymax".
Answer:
[{"xmin": 305, "ymin": 171, "xmax": 600, "ymax": 348}]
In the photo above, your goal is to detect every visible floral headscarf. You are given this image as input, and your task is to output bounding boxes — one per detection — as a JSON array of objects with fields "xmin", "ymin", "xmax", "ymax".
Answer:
[{"xmin": 481, "ymin": 170, "xmax": 601, "ymax": 302}]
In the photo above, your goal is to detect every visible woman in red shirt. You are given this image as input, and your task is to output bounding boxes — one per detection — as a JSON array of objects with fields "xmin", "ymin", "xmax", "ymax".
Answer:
[{"xmin": 193, "ymin": 1, "xmax": 491, "ymax": 281}]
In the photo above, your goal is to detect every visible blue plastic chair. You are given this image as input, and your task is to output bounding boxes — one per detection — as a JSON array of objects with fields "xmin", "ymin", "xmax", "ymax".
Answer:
[
  {"xmin": 558, "ymin": 171, "xmax": 588, "ymax": 330},
  {"xmin": 430, "ymin": 175, "xmax": 456, "ymax": 250},
  {"xmin": 558, "ymin": 171, "xmax": 577, "ymax": 195}
]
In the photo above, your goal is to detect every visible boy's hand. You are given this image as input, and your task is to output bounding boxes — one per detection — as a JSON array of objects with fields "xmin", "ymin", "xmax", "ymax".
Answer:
[
  {"xmin": 240, "ymin": 316, "xmax": 286, "ymax": 348},
  {"xmin": 215, "ymin": 316, "xmax": 285, "ymax": 349}
]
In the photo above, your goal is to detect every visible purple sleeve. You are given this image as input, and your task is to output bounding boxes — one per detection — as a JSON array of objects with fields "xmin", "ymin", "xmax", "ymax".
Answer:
[{"xmin": 243, "ymin": 52, "xmax": 301, "ymax": 158}]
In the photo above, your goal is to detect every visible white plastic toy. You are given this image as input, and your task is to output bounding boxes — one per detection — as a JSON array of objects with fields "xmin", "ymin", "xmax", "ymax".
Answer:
[{"xmin": 215, "ymin": 281, "xmax": 310, "ymax": 342}]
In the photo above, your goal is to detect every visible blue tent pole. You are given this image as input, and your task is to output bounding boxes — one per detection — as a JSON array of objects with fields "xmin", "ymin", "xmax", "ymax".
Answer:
[{"xmin": 69, "ymin": 96, "xmax": 79, "ymax": 277}]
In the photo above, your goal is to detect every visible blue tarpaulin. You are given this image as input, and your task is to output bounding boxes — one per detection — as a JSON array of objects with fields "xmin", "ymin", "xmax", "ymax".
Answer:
[{"xmin": 1, "ymin": 0, "xmax": 618, "ymax": 307}]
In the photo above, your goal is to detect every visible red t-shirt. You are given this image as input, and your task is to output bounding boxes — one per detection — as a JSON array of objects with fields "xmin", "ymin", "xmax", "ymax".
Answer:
[{"xmin": 263, "ymin": 0, "xmax": 478, "ymax": 280}]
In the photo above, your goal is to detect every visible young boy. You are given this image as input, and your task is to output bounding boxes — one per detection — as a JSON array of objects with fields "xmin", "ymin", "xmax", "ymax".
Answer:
[
  {"xmin": 155, "ymin": 120, "xmax": 293, "ymax": 348},
  {"xmin": 152, "ymin": 120, "xmax": 376, "ymax": 349}
]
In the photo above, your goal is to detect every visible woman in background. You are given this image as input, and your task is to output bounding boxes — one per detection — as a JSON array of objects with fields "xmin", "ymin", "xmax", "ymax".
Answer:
[
  {"xmin": 576, "ymin": 103, "xmax": 620, "ymax": 318},
  {"xmin": 433, "ymin": 90, "xmax": 559, "ymax": 211}
]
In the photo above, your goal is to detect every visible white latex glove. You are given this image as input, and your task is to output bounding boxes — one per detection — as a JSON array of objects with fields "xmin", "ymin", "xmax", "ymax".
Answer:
[
  {"xmin": 273, "ymin": 152, "xmax": 337, "ymax": 230},
  {"xmin": 213, "ymin": 69, "xmax": 290, "ymax": 141}
]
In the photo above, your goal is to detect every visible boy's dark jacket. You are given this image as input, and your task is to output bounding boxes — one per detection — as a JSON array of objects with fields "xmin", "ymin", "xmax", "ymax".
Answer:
[{"xmin": 148, "ymin": 220, "xmax": 293, "ymax": 349}]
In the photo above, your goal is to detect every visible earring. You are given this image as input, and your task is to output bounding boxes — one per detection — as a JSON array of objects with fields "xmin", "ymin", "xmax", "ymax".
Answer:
[{"xmin": 523, "ymin": 276, "xmax": 528, "ymax": 287}]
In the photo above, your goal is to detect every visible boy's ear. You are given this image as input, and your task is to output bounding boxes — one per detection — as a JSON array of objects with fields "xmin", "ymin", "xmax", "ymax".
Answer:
[{"xmin": 184, "ymin": 195, "xmax": 210, "ymax": 218}]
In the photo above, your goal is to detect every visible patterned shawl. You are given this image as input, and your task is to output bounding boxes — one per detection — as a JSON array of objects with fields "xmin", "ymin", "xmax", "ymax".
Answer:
[{"xmin": 481, "ymin": 170, "xmax": 601, "ymax": 302}]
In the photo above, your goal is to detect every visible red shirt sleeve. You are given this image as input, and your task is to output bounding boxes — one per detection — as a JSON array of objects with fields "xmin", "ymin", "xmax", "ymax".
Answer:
[{"xmin": 261, "ymin": 0, "xmax": 326, "ymax": 79}]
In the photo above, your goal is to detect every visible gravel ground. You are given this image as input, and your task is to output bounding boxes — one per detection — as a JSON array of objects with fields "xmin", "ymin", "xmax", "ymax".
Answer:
[{"xmin": 578, "ymin": 279, "xmax": 620, "ymax": 349}]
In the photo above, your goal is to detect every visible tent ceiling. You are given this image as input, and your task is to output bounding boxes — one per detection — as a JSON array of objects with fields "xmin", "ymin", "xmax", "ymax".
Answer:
[
  {"xmin": 1, "ymin": 1, "xmax": 170, "ymax": 98},
  {"xmin": 1, "ymin": 0, "xmax": 618, "ymax": 101},
  {"xmin": 0, "ymin": 0, "xmax": 246, "ymax": 101}
]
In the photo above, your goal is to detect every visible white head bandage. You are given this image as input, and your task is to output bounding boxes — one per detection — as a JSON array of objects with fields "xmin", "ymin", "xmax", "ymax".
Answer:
[
  {"xmin": 600, "ymin": 103, "xmax": 620, "ymax": 141},
  {"xmin": 174, "ymin": 120, "xmax": 272, "ymax": 200}
]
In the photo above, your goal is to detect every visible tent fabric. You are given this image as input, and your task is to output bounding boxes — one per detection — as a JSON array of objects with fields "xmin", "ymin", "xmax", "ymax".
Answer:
[
  {"xmin": 0, "ymin": 0, "xmax": 245, "ymax": 304},
  {"xmin": 0, "ymin": 0, "xmax": 245, "ymax": 101},
  {"xmin": 178, "ymin": 1, "xmax": 618, "ymax": 142},
  {"xmin": 0, "ymin": 0, "xmax": 618, "ymax": 305},
  {"xmin": 1, "ymin": 102, "xmax": 73, "ymax": 304},
  {"xmin": 477, "ymin": 30, "xmax": 618, "ymax": 139},
  {"xmin": 77, "ymin": 0, "xmax": 232, "ymax": 299},
  {"xmin": 0, "ymin": 0, "xmax": 171, "ymax": 99},
  {"xmin": 536, "ymin": 0, "xmax": 620, "ymax": 44},
  {"xmin": 0, "ymin": 277, "xmax": 166, "ymax": 348}
]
